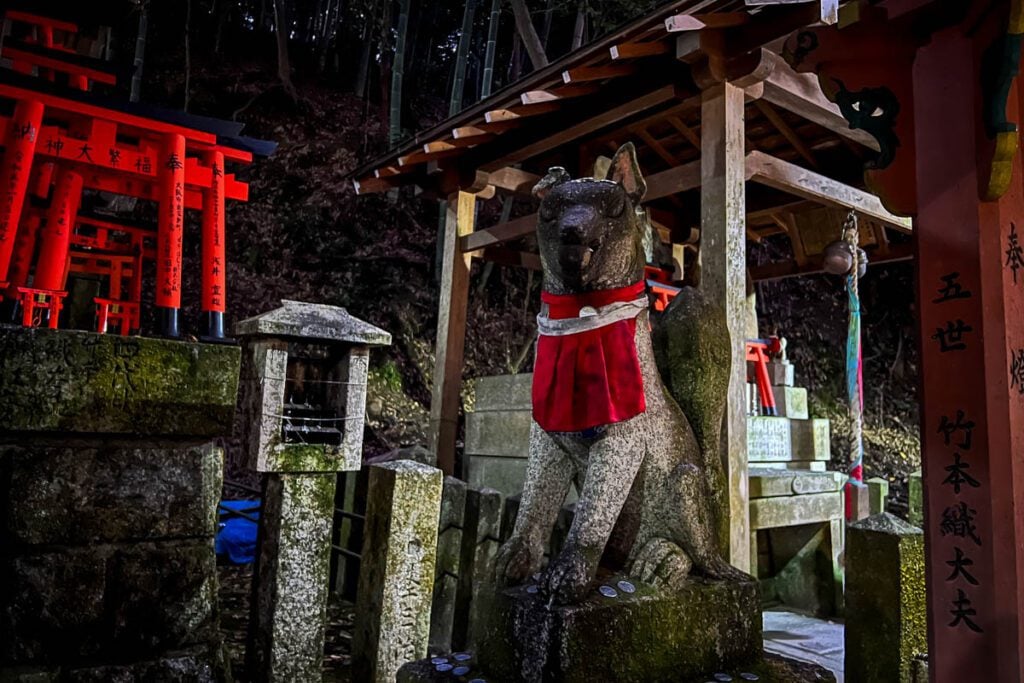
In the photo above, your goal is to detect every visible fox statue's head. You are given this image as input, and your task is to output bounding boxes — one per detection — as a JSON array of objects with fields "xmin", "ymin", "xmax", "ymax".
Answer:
[{"xmin": 533, "ymin": 143, "xmax": 648, "ymax": 295}]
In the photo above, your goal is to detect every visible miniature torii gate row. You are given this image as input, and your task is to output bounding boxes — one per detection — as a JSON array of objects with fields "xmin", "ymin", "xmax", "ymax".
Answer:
[{"xmin": 0, "ymin": 11, "xmax": 258, "ymax": 337}]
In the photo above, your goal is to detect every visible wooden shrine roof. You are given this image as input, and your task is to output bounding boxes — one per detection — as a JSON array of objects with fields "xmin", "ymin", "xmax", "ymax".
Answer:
[{"xmin": 352, "ymin": 0, "xmax": 914, "ymax": 281}]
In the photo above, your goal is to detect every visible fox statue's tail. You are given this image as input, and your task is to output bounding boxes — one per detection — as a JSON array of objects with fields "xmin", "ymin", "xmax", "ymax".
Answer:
[{"xmin": 652, "ymin": 287, "xmax": 732, "ymax": 557}]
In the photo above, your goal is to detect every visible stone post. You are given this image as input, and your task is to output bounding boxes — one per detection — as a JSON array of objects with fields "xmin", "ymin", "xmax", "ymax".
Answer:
[
  {"xmin": 353, "ymin": 460, "xmax": 443, "ymax": 682},
  {"xmin": 846, "ymin": 513, "xmax": 926, "ymax": 683},
  {"xmin": 235, "ymin": 301, "xmax": 391, "ymax": 682},
  {"xmin": 453, "ymin": 487, "xmax": 503, "ymax": 651},
  {"xmin": 429, "ymin": 476, "xmax": 467, "ymax": 652},
  {"xmin": 0, "ymin": 326, "xmax": 239, "ymax": 679}
]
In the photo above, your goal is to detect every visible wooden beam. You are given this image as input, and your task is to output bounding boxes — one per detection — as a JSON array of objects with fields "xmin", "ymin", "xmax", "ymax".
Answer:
[
  {"xmin": 423, "ymin": 134, "xmax": 495, "ymax": 153},
  {"xmin": 521, "ymin": 83, "xmax": 600, "ymax": 104},
  {"xmin": 397, "ymin": 147, "xmax": 464, "ymax": 167},
  {"xmin": 634, "ymin": 127, "xmax": 679, "ymax": 166},
  {"xmin": 609, "ymin": 41, "xmax": 671, "ymax": 60},
  {"xmin": 645, "ymin": 158, "xmax": 701, "ymax": 199},
  {"xmin": 745, "ymin": 150, "xmax": 912, "ymax": 232},
  {"xmin": 484, "ymin": 101, "xmax": 562, "ymax": 122},
  {"xmin": 460, "ymin": 213, "xmax": 536, "ymax": 252},
  {"xmin": 667, "ymin": 115, "xmax": 701, "ymax": 150},
  {"xmin": 562, "ymin": 64, "xmax": 637, "ymax": 83},
  {"xmin": 430, "ymin": 191, "xmax": 476, "ymax": 474},
  {"xmin": 753, "ymin": 100, "xmax": 819, "ymax": 169},
  {"xmin": 700, "ymin": 81, "xmax": 750, "ymax": 572},
  {"xmin": 353, "ymin": 176, "xmax": 399, "ymax": 195},
  {"xmin": 487, "ymin": 167, "xmax": 541, "ymax": 195},
  {"xmin": 665, "ymin": 12, "xmax": 749, "ymax": 32},
  {"xmin": 771, "ymin": 212, "xmax": 809, "ymax": 266},
  {"xmin": 759, "ymin": 53, "xmax": 879, "ymax": 151}
]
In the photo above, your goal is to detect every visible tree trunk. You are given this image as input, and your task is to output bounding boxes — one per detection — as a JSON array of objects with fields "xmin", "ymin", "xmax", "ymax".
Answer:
[
  {"xmin": 540, "ymin": 0, "xmax": 554, "ymax": 49},
  {"xmin": 389, "ymin": 0, "xmax": 411, "ymax": 147},
  {"xmin": 129, "ymin": 0, "xmax": 149, "ymax": 103},
  {"xmin": 354, "ymin": 18, "xmax": 373, "ymax": 98},
  {"xmin": 509, "ymin": 0, "xmax": 548, "ymax": 70},
  {"xmin": 273, "ymin": 0, "xmax": 298, "ymax": 99},
  {"xmin": 481, "ymin": 0, "xmax": 501, "ymax": 97},
  {"xmin": 449, "ymin": 0, "xmax": 480, "ymax": 116},
  {"xmin": 571, "ymin": 0, "xmax": 586, "ymax": 51}
]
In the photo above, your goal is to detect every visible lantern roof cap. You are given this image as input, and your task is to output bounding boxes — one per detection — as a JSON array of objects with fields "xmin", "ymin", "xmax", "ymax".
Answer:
[{"xmin": 234, "ymin": 300, "xmax": 392, "ymax": 346}]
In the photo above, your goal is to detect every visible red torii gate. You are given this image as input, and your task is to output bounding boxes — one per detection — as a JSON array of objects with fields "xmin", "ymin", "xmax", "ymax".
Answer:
[
  {"xmin": 0, "ymin": 11, "xmax": 270, "ymax": 338},
  {"xmin": 787, "ymin": 2, "xmax": 1024, "ymax": 679}
]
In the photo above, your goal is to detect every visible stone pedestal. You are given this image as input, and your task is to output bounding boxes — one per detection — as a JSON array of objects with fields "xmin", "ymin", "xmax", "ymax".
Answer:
[
  {"xmin": 476, "ymin": 578, "xmax": 761, "ymax": 683},
  {"xmin": 353, "ymin": 460, "xmax": 443, "ymax": 683},
  {"xmin": 0, "ymin": 325, "xmax": 239, "ymax": 680},
  {"xmin": 846, "ymin": 514, "xmax": 926, "ymax": 683}
]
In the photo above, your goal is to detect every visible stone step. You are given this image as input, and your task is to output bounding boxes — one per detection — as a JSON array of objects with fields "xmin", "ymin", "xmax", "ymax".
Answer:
[
  {"xmin": 750, "ymin": 491, "xmax": 844, "ymax": 531},
  {"xmin": 464, "ymin": 409, "xmax": 532, "ymax": 458},
  {"xmin": 749, "ymin": 469, "xmax": 845, "ymax": 498},
  {"xmin": 747, "ymin": 416, "xmax": 830, "ymax": 463},
  {"xmin": 473, "ymin": 373, "xmax": 533, "ymax": 412}
]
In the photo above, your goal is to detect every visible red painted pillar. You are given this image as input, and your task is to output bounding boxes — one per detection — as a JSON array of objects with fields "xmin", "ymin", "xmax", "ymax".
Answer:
[
  {"xmin": 914, "ymin": 25, "xmax": 1024, "ymax": 681},
  {"xmin": 6, "ymin": 214, "xmax": 41, "ymax": 298},
  {"xmin": 157, "ymin": 133, "xmax": 186, "ymax": 337},
  {"xmin": 33, "ymin": 169, "xmax": 83, "ymax": 292},
  {"xmin": 0, "ymin": 99, "xmax": 44, "ymax": 287},
  {"xmin": 201, "ymin": 150, "xmax": 226, "ymax": 339}
]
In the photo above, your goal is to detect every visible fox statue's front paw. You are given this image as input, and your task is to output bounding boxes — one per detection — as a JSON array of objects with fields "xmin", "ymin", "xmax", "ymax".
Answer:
[
  {"xmin": 494, "ymin": 535, "xmax": 541, "ymax": 587},
  {"xmin": 629, "ymin": 538, "xmax": 693, "ymax": 590},
  {"xmin": 543, "ymin": 548, "xmax": 593, "ymax": 604}
]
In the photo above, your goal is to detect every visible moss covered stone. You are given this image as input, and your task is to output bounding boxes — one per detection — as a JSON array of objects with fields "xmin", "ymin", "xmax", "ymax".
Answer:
[
  {"xmin": 846, "ymin": 513, "xmax": 926, "ymax": 683},
  {"xmin": 0, "ymin": 326, "xmax": 239, "ymax": 436},
  {"xmin": 476, "ymin": 577, "xmax": 760, "ymax": 682}
]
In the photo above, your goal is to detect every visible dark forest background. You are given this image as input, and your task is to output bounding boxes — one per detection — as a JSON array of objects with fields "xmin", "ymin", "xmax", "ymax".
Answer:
[{"xmin": 12, "ymin": 0, "xmax": 921, "ymax": 503}]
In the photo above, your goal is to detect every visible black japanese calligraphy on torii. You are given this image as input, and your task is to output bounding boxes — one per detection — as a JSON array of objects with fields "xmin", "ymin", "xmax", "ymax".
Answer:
[
  {"xmin": 1008, "ymin": 222, "xmax": 1024, "ymax": 284},
  {"xmin": 950, "ymin": 589, "xmax": 983, "ymax": 633},
  {"xmin": 946, "ymin": 547, "xmax": 979, "ymax": 586},
  {"xmin": 938, "ymin": 410, "xmax": 975, "ymax": 450},
  {"xmin": 933, "ymin": 272, "xmax": 972, "ymax": 303},
  {"xmin": 943, "ymin": 452, "xmax": 981, "ymax": 494},
  {"xmin": 941, "ymin": 501, "xmax": 982, "ymax": 546},
  {"xmin": 932, "ymin": 319, "xmax": 973, "ymax": 352},
  {"xmin": 1011, "ymin": 348, "xmax": 1024, "ymax": 396}
]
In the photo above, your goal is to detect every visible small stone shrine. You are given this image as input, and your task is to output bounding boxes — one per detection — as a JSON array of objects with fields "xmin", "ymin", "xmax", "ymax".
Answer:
[
  {"xmin": 0, "ymin": 325, "xmax": 240, "ymax": 679},
  {"xmin": 235, "ymin": 300, "xmax": 390, "ymax": 682}
]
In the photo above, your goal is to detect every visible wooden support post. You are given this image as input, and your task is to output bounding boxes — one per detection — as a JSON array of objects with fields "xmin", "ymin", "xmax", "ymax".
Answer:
[
  {"xmin": 430, "ymin": 191, "xmax": 476, "ymax": 475},
  {"xmin": 0, "ymin": 99, "xmax": 44, "ymax": 286},
  {"xmin": 156, "ymin": 133, "xmax": 186, "ymax": 337},
  {"xmin": 700, "ymin": 81, "xmax": 750, "ymax": 572},
  {"xmin": 34, "ymin": 169, "xmax": 83, "ymax": 292},
  {"xmin": 201, "ymin": 150, "xmax": 226, "ymax": 338}
]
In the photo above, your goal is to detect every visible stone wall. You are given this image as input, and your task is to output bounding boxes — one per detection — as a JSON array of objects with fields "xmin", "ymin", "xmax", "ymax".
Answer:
[{"xmin": 0, "ymin": 326, "xmax": 239, "ymax": 681}]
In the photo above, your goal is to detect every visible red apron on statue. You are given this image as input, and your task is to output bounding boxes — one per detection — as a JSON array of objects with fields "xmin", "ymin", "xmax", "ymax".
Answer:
[{"xmin": 532, "ymin": 281, "xmax": 648, "ymax": 433}]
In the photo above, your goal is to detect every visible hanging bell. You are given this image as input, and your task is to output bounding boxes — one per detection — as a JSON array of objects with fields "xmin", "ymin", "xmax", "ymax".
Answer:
[
  {"xmin": 822, "ymin": 240, "xmax": 855, "ymax": 275},
  {"xmin": 856, "ymin": 247, "xmax": 868, "ymax": 278}
]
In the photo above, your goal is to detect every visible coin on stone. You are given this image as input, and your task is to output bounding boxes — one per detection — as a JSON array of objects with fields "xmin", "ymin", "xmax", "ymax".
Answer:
[
  {"xmin": 453, "ymin": 653, "xmax": 472, "ymax": 662},
  {"xmin": 526, "ymin": 585, "xmax": 539, "ymax": 594},
  {"xmin": 453, "ymin": 666, "xmax": 471, "ymax": 676},
  {"xmin": 469, "ymin": 679, "xmax": 486, "ymax": 683},
  {"xmin": 436, "ymin": 663, "xmax": 454, "ymax": 672},
  {"xmin": 598, "ymin": 585, "xmax": 618, "ymax": 598},
  {"xmin": 739, "ymin": 674, "xmax": 759, "ymax": 681},
  {"xmin": 431, "ymin": 657, "xmax": 448, "ymax": 665},
  {"xmin": 616, "ymin": 580, "xmax": 636, "ymax": 594},
  {"xmin": 713, "ymin": 674, "xmax": 733, "ymax": 682}
]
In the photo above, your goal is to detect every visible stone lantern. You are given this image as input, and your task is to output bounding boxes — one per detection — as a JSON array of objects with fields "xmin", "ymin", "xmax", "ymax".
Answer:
[{"xmin": 235, "ymin": 300, "xmax": 390, "ymax": 682}]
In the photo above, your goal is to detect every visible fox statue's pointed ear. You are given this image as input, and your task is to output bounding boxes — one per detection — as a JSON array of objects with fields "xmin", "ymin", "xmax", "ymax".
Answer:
[
  {"xmin": 533, "ymin": 167, "xmax": 571, "ymax": 199},
  {"xmin": 609, "ymin": 143, "xmax": 647, "ymax": 204}
]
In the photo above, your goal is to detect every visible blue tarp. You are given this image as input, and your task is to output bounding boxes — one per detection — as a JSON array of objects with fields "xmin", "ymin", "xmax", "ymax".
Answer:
[{"xmin": 215, "ymin": 499, "xmax": 260, "ymax": 565}]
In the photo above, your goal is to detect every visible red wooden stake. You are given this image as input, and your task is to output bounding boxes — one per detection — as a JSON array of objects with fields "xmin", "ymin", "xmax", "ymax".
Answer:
[
  {"xmin": 33, "ymin": 168, "xmax": 83, "ymax": 292},
  {"xmin": 156, "ymin": 133, "xmax": 186, "ymax": 337},
  {"xmin": 201, "ymin": 149, "xmax": 226, "ymax": 338},
  {"xmin": 0, "ymin": 99, "xmax": 44, "ymax": 286}
]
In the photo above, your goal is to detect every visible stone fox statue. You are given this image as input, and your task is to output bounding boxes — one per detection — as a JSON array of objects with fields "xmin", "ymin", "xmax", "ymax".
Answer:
[{"xmin": 494, "ymin": 142, "xmax": 747, "ymax": 604}]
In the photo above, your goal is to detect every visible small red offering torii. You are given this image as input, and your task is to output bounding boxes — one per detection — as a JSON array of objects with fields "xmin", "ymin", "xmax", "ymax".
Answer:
[{"xmin": 0, "ymin": 10, "xmax": 275, "ymax": 337}]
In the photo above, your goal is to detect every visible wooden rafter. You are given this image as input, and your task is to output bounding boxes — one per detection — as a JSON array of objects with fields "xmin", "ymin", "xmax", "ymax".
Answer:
[
  {"xmin": 521, "ymin": 83, "xmax": 601, "ymax": 104},
  {"xmin": 562, "ymin": 64, "xmax": 638, "ymax": 83},
  {"xmin": 665, "ymin": 12, "xmax": 749, "ymax": 32},
  {"xmin": 610, "ymin": 41, "xmax": 672, "ymax": 60},
  {"xmin": 745, "ymin": 151, "xmax": 912, "ymax": 232},
  {"xmin": 753, "ymin": 100, "xmax": 819, "ymax": 169}
]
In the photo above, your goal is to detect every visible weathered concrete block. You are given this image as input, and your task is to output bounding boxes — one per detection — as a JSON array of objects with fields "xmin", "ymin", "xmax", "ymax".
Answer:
[
  {"xmin": 0, "ymin": 326, "xmax": 239, "ymax": 436},
  {"xmin": 758, "ymin": 519, "xmax": 844, "ymax": 617},
  {"xmin": 847, "ymin": 481, "xmax": 871, "ymax": 522},
  {"xmin": 755, "ymin": 460, "xmax": 827, "ymax": 471},
  {"xmin": 429, "ymin": 477, "xmax": 466, "ymax": 653},
  {"xmin": 465, "ymin": 453, "xmax": 529, "ymax": 496},
  {"xmin": 453, "ymin": 487, "xmax": 503, "ymax": 651},
  {"xmin": 464, "ymin": 410, "xmax": 532, "ymax": 458},
  {"xmin": 2, "ymin": 443, "xmax": 221, "ymax": 545},
  {"xmin": 477, "ymin": 579, "xmax": 761, "ymax": 682},
  {"xmin": 247, "ymin": 473, "xmax": 336, "ymax": 682},
  {"xmin": 747, "ymin": 416, "xmax": 830, "ymax": 462},
  {"xmin": 867, "ymin": 477, "xmax": 890, "ymax": 515},
  {"xmin": 767, "ymin": 360, "xmax": 795, "ymax": 386},
  {"xmin": 846, "ymin": 513, "xmax": 926, "ymax": 683},
  {"xmin": 749, "ymin": 491, "xmax": 843, "ymax": 531},
  {"xmin": 353, "ymin": 461, "xmax": 443, "ymax": 683},
  {"xmin": 1, "ymin": 542, "xmax": 218, "ymax": 662},
  {"xmin": 748, "ymin": 469, "xmax": 844, "ymax": 498},
  {"xmin": 771, "ymin": 386, "xmax": 808, "ymax": 419},
  {"xmin": 908, "ymin": 470, "xmax": 923, "ymax": 528},
  {"xmin": 474, "ymin": 373, "xmax": 532, "ymax": 411}
]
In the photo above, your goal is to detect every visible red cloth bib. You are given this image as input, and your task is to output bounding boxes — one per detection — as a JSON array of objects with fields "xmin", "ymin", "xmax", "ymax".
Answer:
[{"xmin": 532, "ymin": 282, "xmax": 647, "ymax": 433}]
